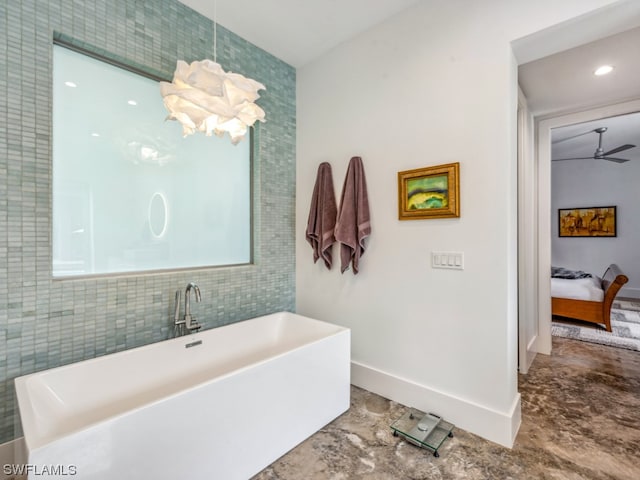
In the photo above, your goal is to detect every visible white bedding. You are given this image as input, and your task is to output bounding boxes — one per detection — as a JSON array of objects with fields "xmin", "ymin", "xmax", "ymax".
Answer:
[{"xmin": 551, "ymin": 276, "xmax": 604, "ymax": 302}]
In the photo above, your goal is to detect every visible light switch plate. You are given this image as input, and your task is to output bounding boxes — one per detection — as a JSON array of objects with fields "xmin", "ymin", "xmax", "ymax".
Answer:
[{"xmin": 431, "ymin": 251, "xmax": 464, "ymax": 270}]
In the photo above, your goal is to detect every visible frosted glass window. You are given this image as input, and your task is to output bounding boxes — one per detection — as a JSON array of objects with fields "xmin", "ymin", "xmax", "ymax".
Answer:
[{"xmin": 52, "ymin": 45, "xmax": 251, "ymax": 277}]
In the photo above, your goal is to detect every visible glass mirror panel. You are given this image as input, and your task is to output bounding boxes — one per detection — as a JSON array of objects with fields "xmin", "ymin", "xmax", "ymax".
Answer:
[{"xmin": 52, "ymin": 45, "xmax": 251, "ymax": 277}]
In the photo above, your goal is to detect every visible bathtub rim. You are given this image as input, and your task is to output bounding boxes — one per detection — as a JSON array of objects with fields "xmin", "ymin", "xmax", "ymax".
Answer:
[{"xmin": 15, "ymin": 311, "xmax": 350, "ymax": 453}]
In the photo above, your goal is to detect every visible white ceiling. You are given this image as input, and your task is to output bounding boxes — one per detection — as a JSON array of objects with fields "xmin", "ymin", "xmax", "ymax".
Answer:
[
  {"xmin": 178, "ymin": 0, "xmax": 640, "ymax": 162},
  {"xmin": 519, "ymin": 22, "xmax": 640, "ymax": 165},
  {"xmin": 178, "ymin": 0, "xmax": 422, "ymax": 68},
  {"xmin": 519, "ymin": 26, "xmax": 640, "ymax": 117}
]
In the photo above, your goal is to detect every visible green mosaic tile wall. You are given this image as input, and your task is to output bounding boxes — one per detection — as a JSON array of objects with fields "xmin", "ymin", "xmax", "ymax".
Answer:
[{"xmin": 0, "ymin": 0, "xmax": 296, "ymax": 443}]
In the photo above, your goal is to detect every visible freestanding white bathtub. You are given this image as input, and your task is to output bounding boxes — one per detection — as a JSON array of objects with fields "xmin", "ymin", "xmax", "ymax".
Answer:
[{"xmin": 14, "ymin": 312, "xmax": 350, "ymax": 480}]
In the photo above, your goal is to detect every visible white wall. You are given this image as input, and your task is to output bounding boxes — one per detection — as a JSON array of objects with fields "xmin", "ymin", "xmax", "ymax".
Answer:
[
  {"xmin": 552, "ymin": 159, "xmax": 640, "ymax": 298},
  {"xmin": 296, "ymin": 0, "xmax": 619, "ymax": 447}
]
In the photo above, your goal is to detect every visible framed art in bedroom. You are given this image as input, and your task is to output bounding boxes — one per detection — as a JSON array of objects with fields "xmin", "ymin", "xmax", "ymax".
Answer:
[
  {"xmin": 558, "ymin": 206, "xmax": 617, "ymax": 237},
  {"xmin": 397, "ymin": 162, "xmax": 460, "ymax": 220}
]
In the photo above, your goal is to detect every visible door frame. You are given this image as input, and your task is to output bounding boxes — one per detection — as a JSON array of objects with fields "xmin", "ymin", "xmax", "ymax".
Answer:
[
  {"xmin": 534, "ymin": 98, "xmax": 640, "ymax": 354},
  {"xmin": 517, "ymin": 87, "xmax": 537, "ymax": 374}
]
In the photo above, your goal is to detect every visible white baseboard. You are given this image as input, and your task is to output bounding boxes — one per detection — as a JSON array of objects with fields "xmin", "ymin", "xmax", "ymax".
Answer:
[
  {"xmin": 0, "ymin": 438, "xmax": 26, "ymax": 480},
  {"xmin": 526, "ymin": 334, "xmax": 539, "ymax": 367},
  {"xmin": 619, "ymin": 287, "xmax": 640, "ymax": 300},
  {"xmin": 351, "ymin": 361, "xmax": 521, "ymax": 448}
]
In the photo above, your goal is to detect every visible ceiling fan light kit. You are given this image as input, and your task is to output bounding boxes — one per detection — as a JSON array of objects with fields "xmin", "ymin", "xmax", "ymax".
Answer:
[{"xmin": 552, "ymin": 127, "xmax": 636, "ymax": 164}]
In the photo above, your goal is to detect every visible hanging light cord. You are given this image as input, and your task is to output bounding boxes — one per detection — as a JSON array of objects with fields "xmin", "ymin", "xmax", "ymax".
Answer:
[
  {"xmin": 160, "ymin": 0, "xmax": 265, "ymax": 143},
  {"xmin": 213, "ymin": 0, "xmax": 217, "ymax": 63}
]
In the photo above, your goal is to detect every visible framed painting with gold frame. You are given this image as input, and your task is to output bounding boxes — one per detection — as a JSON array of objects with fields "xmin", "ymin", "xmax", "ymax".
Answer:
[{"xmin": 398, "ymin": 162, "xmax": 460, "ymax": 220}]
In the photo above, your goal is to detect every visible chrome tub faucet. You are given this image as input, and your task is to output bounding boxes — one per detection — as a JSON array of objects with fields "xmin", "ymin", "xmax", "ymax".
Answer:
[
  {"xmin": 184, "ymin": 282, "xmax": 202, "ymax": 332},
  {"xmin": 173, "ymin": 282, "xmax": 202, "ymax": 337}
]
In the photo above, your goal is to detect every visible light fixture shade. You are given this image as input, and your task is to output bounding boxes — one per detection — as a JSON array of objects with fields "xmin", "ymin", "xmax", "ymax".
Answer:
[{"xmin": 160, "ymin": 60, "xmax": 266, "ymax": 144}]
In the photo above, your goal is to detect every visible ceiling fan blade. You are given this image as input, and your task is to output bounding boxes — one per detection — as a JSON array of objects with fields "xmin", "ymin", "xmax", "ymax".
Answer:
[
  {"xmin": 552, "ymin": 157, "xmax": 594, "ymax": 161},
  {"xmin": 551, "ymin": 130, "xmax": 595, "ymax": 145},
  {"xmin": 602, "ymin": 157, "xmax": 630, "ymax": 163},
  {"xmin": 603, "ymin": 144, "xmax": 636, "ymax": 156}
]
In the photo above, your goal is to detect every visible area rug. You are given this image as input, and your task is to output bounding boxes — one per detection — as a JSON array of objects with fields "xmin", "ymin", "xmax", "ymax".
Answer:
[{"xmin": 551, "ymin": 299, "xmax": 640, "ymax": 352}]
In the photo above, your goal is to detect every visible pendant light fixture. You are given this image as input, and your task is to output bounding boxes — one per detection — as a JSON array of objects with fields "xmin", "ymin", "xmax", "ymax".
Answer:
[{"xmin": 160, "ymin": 1, "xmax": 266, "ymax": 144}]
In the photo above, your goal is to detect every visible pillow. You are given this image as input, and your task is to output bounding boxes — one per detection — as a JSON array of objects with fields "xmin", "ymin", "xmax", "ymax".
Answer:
[{"xmin": 551, "ymin": 266, "xmax": 592, "ymax": 279}]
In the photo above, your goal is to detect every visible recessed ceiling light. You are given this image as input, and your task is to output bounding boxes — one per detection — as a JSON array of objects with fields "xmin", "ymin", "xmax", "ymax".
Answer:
[
  {"xmin": 594, "ymin": 65, "xmax": 614, "ymax": 76},
  {"xmin": 91, "ymin": 133, "xmax": 100, "ymax": 137},
  {"xmin": 128, "ymin": 100, "xmax": 138, "ymax": 106},
  {"xmin": 64, "ymin": 81, "xmax": 77, "ymax": 88}
]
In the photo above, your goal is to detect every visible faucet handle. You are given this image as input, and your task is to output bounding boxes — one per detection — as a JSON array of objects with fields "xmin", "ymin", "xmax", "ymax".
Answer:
[{"xmin": 185, "ymin": 315, "xmax": 201, "ymax": 332}]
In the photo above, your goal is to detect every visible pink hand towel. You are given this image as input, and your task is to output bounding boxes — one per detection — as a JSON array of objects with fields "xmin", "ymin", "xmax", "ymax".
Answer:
[
  {"xmin": 305, "ymin": 162, "xmax": 337, "ymax": 269},
  {"xmin": 335, "ymin": 156, "xmax": 371, "ymax": 274}
]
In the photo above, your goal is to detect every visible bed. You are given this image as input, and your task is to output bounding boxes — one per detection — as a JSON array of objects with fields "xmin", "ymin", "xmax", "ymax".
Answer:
[{"xmin": 551, "ymin": 264, "xmax": 628, "ymax": 332}]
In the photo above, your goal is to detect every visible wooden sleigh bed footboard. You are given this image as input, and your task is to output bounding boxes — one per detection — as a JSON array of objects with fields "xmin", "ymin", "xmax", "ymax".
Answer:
[{"xmin": 552, "ymin": 264, "xmax": 628, "ymax": 332}]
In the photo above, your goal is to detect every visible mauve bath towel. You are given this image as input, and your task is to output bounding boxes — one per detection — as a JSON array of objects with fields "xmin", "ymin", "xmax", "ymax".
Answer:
[
  {"xmin": 305, "ymin": 162, "xmax": 337, "ymax": 268},
  {"xmin": 335, "ymin": 156, "xmax": 371, "ymax": 274}
]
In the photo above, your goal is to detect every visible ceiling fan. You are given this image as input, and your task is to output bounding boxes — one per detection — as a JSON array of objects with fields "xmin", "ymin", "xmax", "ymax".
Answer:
[{"xmin": 552, "ymin": 127, "xmax": 636, "ymax": 163}]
